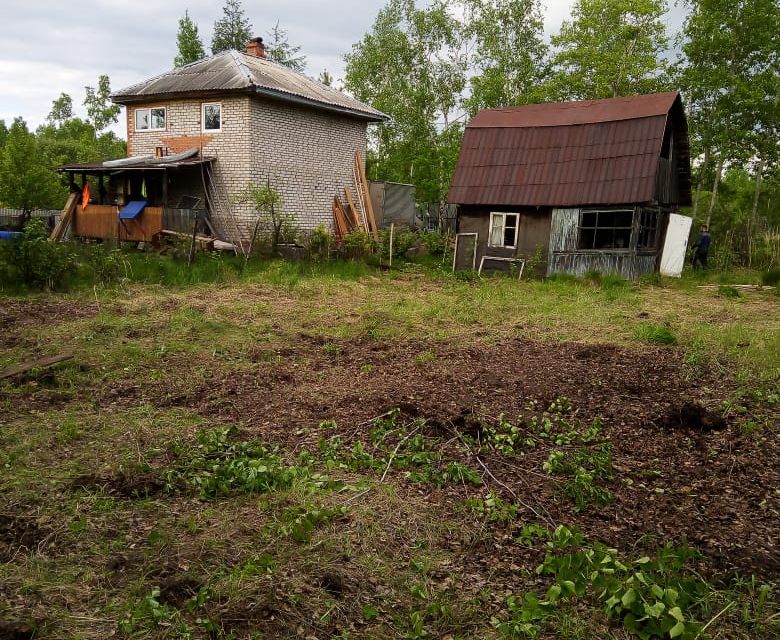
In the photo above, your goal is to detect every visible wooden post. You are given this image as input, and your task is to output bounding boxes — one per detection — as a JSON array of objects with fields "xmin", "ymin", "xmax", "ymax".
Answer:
[{"xmin": 389, "ymin": 223, "xmax": 394, "ymax": 269}]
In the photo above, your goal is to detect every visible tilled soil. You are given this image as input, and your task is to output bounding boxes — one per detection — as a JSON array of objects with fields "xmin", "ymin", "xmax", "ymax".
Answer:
[{"xmin": 97, "ymin": 336, "xmax": 779, "ymax": 581}]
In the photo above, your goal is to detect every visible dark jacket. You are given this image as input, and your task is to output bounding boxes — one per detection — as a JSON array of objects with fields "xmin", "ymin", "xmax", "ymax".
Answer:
[{"xmin": 693, "ymin": 231, "xmax": 711, "ymax": 253}]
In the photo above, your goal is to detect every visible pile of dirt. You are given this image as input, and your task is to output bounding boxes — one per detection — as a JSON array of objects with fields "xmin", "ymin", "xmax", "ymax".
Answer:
[
  {"xmin": 0, "ymin": 514, "xmax": 46, "ymax": 562},
  {"xmin": 0, "ymin": 621, "xmax": 35, "ymax": 640},
  {"xmin": 70, "ymin": 471, "xmax": 164, "ymax": 498}
]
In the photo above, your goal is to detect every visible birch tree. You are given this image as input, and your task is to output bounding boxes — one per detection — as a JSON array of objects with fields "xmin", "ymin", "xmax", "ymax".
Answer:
[{"xmin": 549, "ymin": 0, "xmax": 671, "ymax": 101}]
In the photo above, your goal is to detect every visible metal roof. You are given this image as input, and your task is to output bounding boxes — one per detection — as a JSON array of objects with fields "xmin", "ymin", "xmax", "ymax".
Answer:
[
  {"xmin": 58, "ymin": 156, "xmax": 215, "ymax": 173},
  {"xmin": 448, "ymin": 92, "xmax": 691, "ymax": 208},
  {"xmin": 112, "ymin": 50, "xmax": 387, "ymax": 122}
]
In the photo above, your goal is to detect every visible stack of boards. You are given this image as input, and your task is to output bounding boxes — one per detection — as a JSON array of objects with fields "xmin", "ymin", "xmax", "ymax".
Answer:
[{"xmin": 332, "ymin": 151, "xmax": 379, "ymax": 242}]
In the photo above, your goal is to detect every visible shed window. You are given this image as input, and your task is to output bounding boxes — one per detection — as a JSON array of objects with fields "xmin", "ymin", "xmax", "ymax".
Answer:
[
  {"xmin": 489, "ymin": 212, "xmax": 518, "ymax": 248},
  {"xmin": 135, "ymin": 107, "xmax": 166, "ymax": 131},
  {"xmin": 202, "ymin": 103, "xmax": 222, "ymax": 132},
  {"xmin": 637, "ymin": 209, "xmax": 659, "ymax": 249},
  {"xmin": 578, "ymin": 209, "xmax": 633, "ymax": 250}
]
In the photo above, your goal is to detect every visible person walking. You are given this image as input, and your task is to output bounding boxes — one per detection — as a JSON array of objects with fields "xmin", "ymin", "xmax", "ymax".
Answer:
[{"xmin": 691, "ymin": 224, "xmax": 711, "ymax": 269}]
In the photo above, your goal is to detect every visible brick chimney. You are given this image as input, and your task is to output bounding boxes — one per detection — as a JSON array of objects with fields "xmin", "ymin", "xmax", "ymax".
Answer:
[{"xmin": 246, "ymin": 37, "xmax": 267, "ymax": 58}]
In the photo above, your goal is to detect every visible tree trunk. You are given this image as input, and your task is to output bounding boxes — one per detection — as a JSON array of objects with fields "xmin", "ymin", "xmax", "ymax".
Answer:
[
  {"xmin": 747, "ymin": 156, "xmax": 765, "ymax": 267},
  {"xmin": 691, "ymin": 147, "xmax": 709, "ymax": 221},
  {"xmin": 705, "ymin": 156, "xmax": 724, "ymax": 228}
]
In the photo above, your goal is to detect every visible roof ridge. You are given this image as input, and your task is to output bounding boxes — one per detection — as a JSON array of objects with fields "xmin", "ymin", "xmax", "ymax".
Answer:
[{"xmin": 228, "ymin": 49, "xmax": 255, "ymax": 87}]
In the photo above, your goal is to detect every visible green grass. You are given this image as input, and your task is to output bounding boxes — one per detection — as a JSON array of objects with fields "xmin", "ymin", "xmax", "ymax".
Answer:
[{"xmin": 1, "ymin": 257, "xmax": 778, "ymax": 639}]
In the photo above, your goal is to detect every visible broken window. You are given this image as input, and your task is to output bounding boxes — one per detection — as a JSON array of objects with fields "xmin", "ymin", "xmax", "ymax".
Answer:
[
  {"xmin": 637, "ymin": 208, "xmax": 659, "ymax": 249},
  {"xmin": 134, "ymin": 107, "xmax": 166, "ymax": 131},
  {"xmin": 202, "ymin": 103, "xmax": 222, "ymax": 132},
  {"xmin": 578, "ymin": 209, "xmax": 633, "ymax": 250},
  {"xmin": 489, "ymin": 212, "xmax": 518, "ymax": 248}
]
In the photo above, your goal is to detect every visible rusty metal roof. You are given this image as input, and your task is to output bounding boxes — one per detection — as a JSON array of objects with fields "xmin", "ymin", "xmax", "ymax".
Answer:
[
  {"xmin": 448, "ymin": 92, "xmax": 691, "ymax": 207},
  {"xmin": 112, "ymin": 50, "xmax": 387, "ymax": 122}
]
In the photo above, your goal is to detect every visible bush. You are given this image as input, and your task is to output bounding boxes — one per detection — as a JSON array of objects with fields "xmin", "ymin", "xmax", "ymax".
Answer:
[
  {"xmin": 761, "ymin": 269, "xmax": 780, "ymax": 286},
  {"xmin": 0, "ymin": 218, "xmax": 76, "ymax": 290},
  {"xmin": 341, "ymin": 229, "xmax": 376, "ymax": 260},
  {"xmin": 420, "ymin": 231, "xmax": 446, "ymax": 256},
  {"xmin": 305, "ymin": 224, "xmax": 333, "ymax": 262}
]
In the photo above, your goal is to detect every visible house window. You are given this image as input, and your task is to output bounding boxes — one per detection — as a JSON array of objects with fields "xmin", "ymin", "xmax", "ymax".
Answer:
[
  {"xmin": 489, "ymin": 212, "xmax": 518, "ymax": 248},
  {"xmin": 135, "ymin": 107, "xmax": 166, "ymax": 131},
  {"xmin": 202, "ymin": 103, "xmax": 222, "ymax": 132},
  {"xmin": 637, "ymin": 209, "xmax": 659, "ymax": 249},
  {"xmin": 578, "ymin": 209, "xmax": 633, "ymax": 250}
]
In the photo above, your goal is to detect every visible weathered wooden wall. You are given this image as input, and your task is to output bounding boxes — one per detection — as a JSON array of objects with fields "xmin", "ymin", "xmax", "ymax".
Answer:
[
  {"xmin": 457, "ymin": 206, "xmax": 551, "ymax": 273},
  {"xmin": 73, "ymin": 205, "xmax": 163, "ymax": 242},
  {"xmin": 548, "ymin": 207, "xmax": 659, "ymax": 279}
]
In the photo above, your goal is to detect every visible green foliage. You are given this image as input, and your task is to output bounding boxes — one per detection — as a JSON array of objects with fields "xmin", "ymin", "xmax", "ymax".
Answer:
[
  {"xmin": 717, "ymin": 285, "xmax": 741, "ymax": 299},
  {"xmin": 380, "ymin": 225, "xmax": 418, "ymax": 258},
  {"xmin": 464, "ymin": 0, "xmax": 549, "ymax": 113},
  {"xmin": 762, "ymin": 268, "xmax": 780, "ymax": 286},
  {"xmin": 466, "ymin": 491, "xmax": 519, "ymax": 522},
  {"xmin": 420, "ymin": 231, "xmax": 446, "ymax": 256},
  {"xmin": 81, "ymin": 245, "xmax": 128, "ymax": 286},
  {"xmin": 548, "ymin": 0, "xmax": 671, "ymax": 100},
  {"xmin": 342, "ymin": 229, "xmax": 377, "ymax": 260},
  {"xmin": 498, "ymin": 526, "xmax": 710, "ymax": 640},
  {"xmin": 163, "ymin": 427, "xmax": 304, "ymax": 499},
  {"xmin": 634, "ymin": 323, "xmax": 677, "ymax": 345},
  {"xmin": 273, "ymin": 504, "xmax": 347, "ymax": 543},
  {"xmin": 543, "ymin": 445, "xmax": 613, "ymax": 511},
  {"xmin": 211, "ymin": 0, "xmax": 252, "ymax": 54},
  {"xmin": 174, "ymin": 10, "xmax": 206, "ymax": 67},
  {"xmin": 0, "ymin": 117, "xmax": 62, "ymax": 212},
  {"xmin": 0, "ymin": 218, "xmax": 76, "ymax": 290},
  {"xmin": 344, "ymin": 0, "xmax": 466, "ymax": 202},
  {"xmin": 119, "ymin": 588, "xmax": 177, "ymax": 633},
  {"xmin": 265, "ymin": 21, "xmax": 307, "ymax": 71},
  {"xmin": 83, "ymin": 75, "xmax": 120, "ymax": 132},
  {"xmin": 306, "ymin": 224, "xmax": 334, "ymax": 262},
  {"xmin": 242, "ymin": 180, "xmax": 293, "ymax": 251}
]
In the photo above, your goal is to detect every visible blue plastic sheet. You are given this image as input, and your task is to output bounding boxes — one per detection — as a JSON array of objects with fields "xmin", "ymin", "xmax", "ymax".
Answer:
[{"xmin": 119, "ymin": 200, "xmax": 147, "ymax": 220}]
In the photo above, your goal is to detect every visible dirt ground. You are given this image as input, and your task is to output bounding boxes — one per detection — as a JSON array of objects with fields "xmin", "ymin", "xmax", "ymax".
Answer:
[
  {"xmin": 1, "ymin": 284, "xmax": 778, "ymax": 638},
  {"xmin": 89, "ymin": 334, "xmax": 779, "ymax": 582}
]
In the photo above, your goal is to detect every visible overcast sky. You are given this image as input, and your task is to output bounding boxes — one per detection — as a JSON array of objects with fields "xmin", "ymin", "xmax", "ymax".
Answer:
[{"xmin": 0, "ymin": 1, "xmax": 686, "ymax": 137}]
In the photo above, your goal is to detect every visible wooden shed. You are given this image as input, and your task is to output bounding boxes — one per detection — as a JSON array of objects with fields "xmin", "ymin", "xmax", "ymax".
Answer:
[{"xmin": 448, "ymin": 91, "xmax": 692, "ymax": 279}]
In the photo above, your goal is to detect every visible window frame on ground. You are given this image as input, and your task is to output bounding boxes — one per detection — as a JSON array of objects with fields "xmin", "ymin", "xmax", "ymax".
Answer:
[
  {"xmin": 577, "ymin": 208, "xmax": 634, "ymax": 251},
  {"xmin": 202, "ymin": 102, "xmax": 222, "ymax": 132},
  {"xmin": 134, "ymin": 107, "xmax": 166, "ymax": 132},
  {"xmin": 488, "ymin": 212, "xmax": 519, "ymax": 249}
]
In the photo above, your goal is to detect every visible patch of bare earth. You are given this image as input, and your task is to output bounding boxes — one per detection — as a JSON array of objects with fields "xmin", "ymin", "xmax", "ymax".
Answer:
[{"xmin": 98, "ymin": 336, "xmax": 779, "ymax": 582}]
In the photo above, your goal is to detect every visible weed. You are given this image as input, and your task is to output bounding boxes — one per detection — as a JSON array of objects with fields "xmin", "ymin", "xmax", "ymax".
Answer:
[
  {"xmin": 466, "ymin": 491, "xmax": 519, "ymax": 522},
  {"xmin": 543, "ymin": 444, "xmax": 613, "ymax": 511},
  {"xmin": 163, "ymin": 427, "xmax": 305, "ymax": 498},
  {"xmin": 717, "ymin": 285, "xmax": 741, "ymax": 298},
  {"xmin": 634, "ymin": 323, "xmax": 677, "ymax": 345},
  {"xmin": 499, "ymin": 526, "xmax": 711, "ymax": 640}
]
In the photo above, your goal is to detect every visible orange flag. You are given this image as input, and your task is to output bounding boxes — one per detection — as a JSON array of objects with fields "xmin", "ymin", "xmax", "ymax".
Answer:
[{"xmin": 81, "ymin": 183, "xmax": 91, "ymax": 211}]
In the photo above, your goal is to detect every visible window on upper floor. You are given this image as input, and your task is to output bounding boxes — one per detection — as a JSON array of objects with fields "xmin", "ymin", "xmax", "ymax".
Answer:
[
  {"xmin": 135, "ymin": 107, "xmax": 166, "ymax": 132},
  {"xmin": 488, "ymin": 212, "xmax": 518, "ymax": 249},
  {"xmin": 202, "ymin": 103, "xmax": 222, "ymax": 132},
  {"xmin": 577, "ymin": 209, "xmax": 634, "ymax": 250}
]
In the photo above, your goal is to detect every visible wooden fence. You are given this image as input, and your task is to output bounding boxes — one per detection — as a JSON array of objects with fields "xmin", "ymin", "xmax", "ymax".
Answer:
[{"xmin": 72, "ymin": 205, "xmax": 164, "ymax": 242}]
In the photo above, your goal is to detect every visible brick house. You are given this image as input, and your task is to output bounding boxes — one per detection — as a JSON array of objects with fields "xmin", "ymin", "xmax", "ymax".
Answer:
[{"xmin": 59, "ymin": 39, "xmax": 386, "ymax": 245}]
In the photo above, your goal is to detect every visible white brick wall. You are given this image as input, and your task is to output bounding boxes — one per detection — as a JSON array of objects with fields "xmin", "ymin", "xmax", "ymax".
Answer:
[{"xmin": 125, "ymin": 95, "xmax": 368, "ymax": 242}]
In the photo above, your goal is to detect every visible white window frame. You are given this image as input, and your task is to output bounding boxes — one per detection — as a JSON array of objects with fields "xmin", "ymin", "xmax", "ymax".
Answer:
[
  {"xmin": 202, "ymin": 102, "xmax": 222, "ymax": 132},
  {"xmin": 134, "ymin": 107, "xmax": 166, "ymax": 132},
  {"xmin": 488, "ymin": 212, "xmax": 519, "ymax": 249}
]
